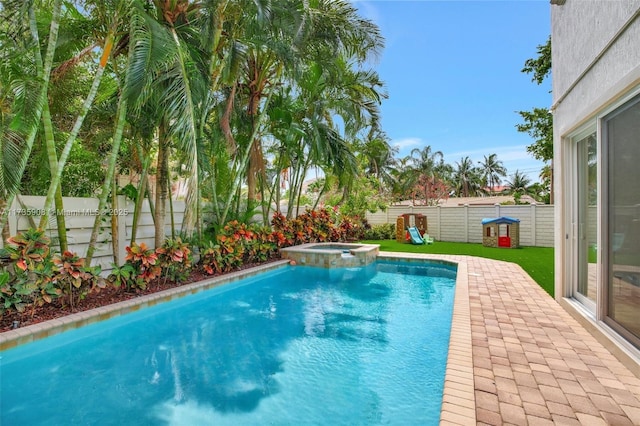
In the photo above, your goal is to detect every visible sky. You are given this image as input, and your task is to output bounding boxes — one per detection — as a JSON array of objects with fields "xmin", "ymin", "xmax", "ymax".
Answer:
[{"xmin": 353, "ymin": 0, "xmax": 552, "ymax": 183}]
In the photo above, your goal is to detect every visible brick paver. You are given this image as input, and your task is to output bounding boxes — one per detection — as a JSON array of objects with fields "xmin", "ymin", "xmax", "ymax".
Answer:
[{"xmin": 430, "ymin": 253, "xmax": 640, "ymax": 425}]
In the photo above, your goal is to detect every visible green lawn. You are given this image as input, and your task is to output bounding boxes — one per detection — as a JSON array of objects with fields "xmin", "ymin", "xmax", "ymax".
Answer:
[{"xmin": 361, "ymin": 239, "xmax": 555, "ymax": 297}]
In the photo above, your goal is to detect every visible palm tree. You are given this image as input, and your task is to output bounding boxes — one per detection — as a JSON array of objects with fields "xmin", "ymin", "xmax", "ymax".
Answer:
[
  {"xmin": 410, "ymin": 145, "xmax": 444, "ymax": 205},
  {"xmin": 479, "ymin": 153, "xmax": 507, "ymax": 195},
  {"xmin": 0, "ymin": 0, "xmax": 63, "ymax": 230},
  {"xmin": 506, "ymin": 170, "xmax": 535, "ymax": 203},
  {"xmin": 390, "ymin": 154, "xmax": 425, "ymax": 204},
  {"xmin": 452, "ymin": 156, "xmax": 484, "ymax": 197},
  {"xmin": 358, "ymin": 129, "xmax": 398, "ymax": 191},
  {"xmin": 211, "ymin": 0, "xmax": 384, "ymax": 222}
]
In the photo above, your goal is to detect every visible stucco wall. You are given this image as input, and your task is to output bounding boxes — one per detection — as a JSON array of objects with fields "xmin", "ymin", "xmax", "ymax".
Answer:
[
  {"xmin": 551, "ymin": 0, "xmax": 640, "ymax": 371},
  {"xmin": 552, "ymin": 1, "xmax": 640, "ymax": 131}
]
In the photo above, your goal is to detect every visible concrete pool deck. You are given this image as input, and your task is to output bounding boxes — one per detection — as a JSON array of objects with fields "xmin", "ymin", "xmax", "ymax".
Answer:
[{"xmin": 3, "ymin": 253, "xmax": 640, "ymax": 424}]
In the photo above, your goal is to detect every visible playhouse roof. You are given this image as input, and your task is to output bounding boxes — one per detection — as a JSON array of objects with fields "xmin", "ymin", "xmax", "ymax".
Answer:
[{"xmin": 481, "ymin": 216, "xmax": 520, "ymax": 225}]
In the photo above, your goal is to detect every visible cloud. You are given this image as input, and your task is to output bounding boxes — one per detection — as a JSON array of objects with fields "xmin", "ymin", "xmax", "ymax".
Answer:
[
  {"xmin": 392, "ymin": 137, "xmax": 423, "ymax": 152},
  {"xmin": 350, "ymin": 1, "xmax": 381, "ymax": 24},
  {"xmin": 444, "ymin": 145, "xmax": 532, "ymax": 163}
]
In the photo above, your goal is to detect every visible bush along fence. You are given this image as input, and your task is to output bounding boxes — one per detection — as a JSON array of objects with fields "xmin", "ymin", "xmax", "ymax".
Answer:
[
  {"xmin": 0, "ymin": 209, "xmax": 368, "ymax": 322},
  {"xmin": 365, "ymin": 204, "xmax": 554, "ymax": 247},
  {"xmin": 2, "ymin": 195, "xmax": 185, "ymax": 275}
]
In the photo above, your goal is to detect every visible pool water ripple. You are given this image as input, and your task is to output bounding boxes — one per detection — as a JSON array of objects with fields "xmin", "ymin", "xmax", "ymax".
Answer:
[{"xmin": 1, "ymin": 261, "xmax": 456, "ymax": 425}]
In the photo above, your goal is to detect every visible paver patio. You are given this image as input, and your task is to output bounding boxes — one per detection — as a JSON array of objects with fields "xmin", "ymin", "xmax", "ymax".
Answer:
[{"xmin": 413, "ymin": 253, "xmax": 640, "ymax": 425}]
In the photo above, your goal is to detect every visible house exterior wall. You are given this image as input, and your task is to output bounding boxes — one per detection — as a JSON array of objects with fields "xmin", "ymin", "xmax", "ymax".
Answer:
[
  {"xmin": 553, "ymin": 3, "xmax": 640, "ymax": 137},
  {"xmin": 552, "ymin": 0, "xmax": 640, "ymax": 374}
]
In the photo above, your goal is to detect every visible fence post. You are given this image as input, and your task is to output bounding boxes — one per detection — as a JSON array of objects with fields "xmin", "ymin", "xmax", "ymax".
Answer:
[
  {"xmin": 116, "ymin": 195, "xmax": 128, "ymax": 266},
  {"xmin": 437, "ymin": 205, "xmax": 441, "ymax": 240},
  {"xmin": 464, "ymin": 204, "xmax": 469, "ymax": 242},
  {"xmin": 531, "ymin": 203, "xmax": 537, "ymax": 247},
  {"xmin": 495, "ymin": 203, "xmax": 501, "ymax": 218},
  {"xmin": 8, "ymin": 197, "xmax": 18, "ymax": 238}
]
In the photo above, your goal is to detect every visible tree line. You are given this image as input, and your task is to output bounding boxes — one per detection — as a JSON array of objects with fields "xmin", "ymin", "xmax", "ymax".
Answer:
[{"xmin": 0, "ymin": 0, "xmax": 550, "ymax": 263}]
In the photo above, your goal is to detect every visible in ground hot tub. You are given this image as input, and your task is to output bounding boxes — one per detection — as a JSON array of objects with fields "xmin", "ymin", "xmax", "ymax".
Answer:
[{"xmin": 280, "ymin": 242, "xmax": 379, "ymax": 268}]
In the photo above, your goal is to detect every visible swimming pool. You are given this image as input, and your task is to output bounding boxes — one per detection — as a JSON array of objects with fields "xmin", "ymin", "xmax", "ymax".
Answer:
[{"xmin": 0, "ymin": 260, "xmax": 457, "ymax": 425}]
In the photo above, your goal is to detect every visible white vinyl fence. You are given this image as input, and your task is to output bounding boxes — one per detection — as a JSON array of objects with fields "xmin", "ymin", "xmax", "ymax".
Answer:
[
  {"xmin": 3, "ymin": 195, "xmax": 186, "ymax": 273},
  {"xmin": 366, "ymin": 204, "xmax": 555, "ymax": 247},
  {"xmin": 2, "ymin": 196, "xmax": 554, "ymax": 275}
]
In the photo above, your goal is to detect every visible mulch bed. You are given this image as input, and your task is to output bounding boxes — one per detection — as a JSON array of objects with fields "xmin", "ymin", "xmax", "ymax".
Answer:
[{"xmin": 0, "ymin": 260, "xmax": 281, "ymax": 333}]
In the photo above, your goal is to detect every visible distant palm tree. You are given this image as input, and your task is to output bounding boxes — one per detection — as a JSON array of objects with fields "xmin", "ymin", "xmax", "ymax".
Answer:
[
  {"xmin": 506, "ymin": 170, "xmax": 531, "ymax": 192},
  {"xmin": 479, "ymin": 153, "xmax": 507, "ymax": 195},
  {"xmin": 453, "ymin": 156, "xmax": 484, "ymax": 197},
  {"xmin": 506, "ymin": 170, "xmax": 535, "ymax": 204},
  {"xmin": 359, "ymin": 129, "xmax": 398, "ymax": 191},
  {"xmin": 410, "ymin": 145, "xmax": 444, "ymax": 205}
]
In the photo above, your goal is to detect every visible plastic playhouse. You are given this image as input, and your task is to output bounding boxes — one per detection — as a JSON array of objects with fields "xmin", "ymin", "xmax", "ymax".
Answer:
[
  {"xmin": 396, "ymin": 213, "xmax": 428, "ymax": 243},
  {"xmin": 482, "ymin": 217, "xmax": 520, "ymax": 248}
]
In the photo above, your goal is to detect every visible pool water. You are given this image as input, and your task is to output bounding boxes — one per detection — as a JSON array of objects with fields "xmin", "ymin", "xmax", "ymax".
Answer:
[{"xmin": 1, "ymin": 260, "xmax": 456, "ymax": 425}]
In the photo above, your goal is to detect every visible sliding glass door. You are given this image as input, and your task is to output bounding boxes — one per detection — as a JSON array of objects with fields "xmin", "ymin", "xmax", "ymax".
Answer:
[
  {"xmin": 575, "ymin": 130, "xmax": 597, "ymax": 308},
  {"xmin": 604, "ymin": 94, "xmax": 640, "ymax": 346}
]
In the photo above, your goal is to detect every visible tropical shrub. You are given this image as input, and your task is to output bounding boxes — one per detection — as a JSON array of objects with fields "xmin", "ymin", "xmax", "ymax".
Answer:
[
  {"xmin": 0, "ymin": 229, "xmax": 60, "ymax": 316},
  {"xmin": 108, "ymin": 263, "xmax": 137, "ymax": 292},
  {"xmin": 53, "ymin": 251, "xmax": 106, "ymax": 309},
  {"xmin": 339, "ymin": 215, "xmax": 368, "ymax": 241},
  {"xmin": 121, "ymin": 242, "xmax": 161, "ymax": 290},
  {"xmin": 271, "ymin": 212, "xmax": 295, "ymax": 246},
  {"xmin": 199, "ymin": 238, "xmax": 242, "ymax": 275},
  {"xmin": 271, "ymin": 208, "xmax": 367, "ymax": 245},
  {"xmin": 0, "ymin": 229, "xmax": 111, "ymax": 316},
  {"xmin": 199, "ymin": 242, "xmax": 221, "ymax": 275},
  {"xmin": 246, "ymin": 224, "xmax": 279, "ymax": 262},
  {"xmin": 156, "ymin": 238, "xmax": 192, "ymax": 283},
  {"xmin": 363, "ymin": 223, "xmax": 396, "ymax": 240},
  {"xmin": 199, "ymin": 221, "xmax": 280, "ymax": 275}
]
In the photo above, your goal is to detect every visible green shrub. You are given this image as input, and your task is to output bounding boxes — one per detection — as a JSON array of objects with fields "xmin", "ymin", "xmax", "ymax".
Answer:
[
  {"xmin": 156, "ymin": 238, "xmax": 193, "ymax": 283},
  {"xmin": 363, "ymin": 223, "xmax": 396, "ymax": 240},
  {"xmin": 120, "ymin": 242, "xmax": 161, "ymax": 290},
  {"xmin": 53, "ymin": 251, "xmax": 106, "ymax": 309},
  {"xmin": 0, "ymin": 229, "xmax": 60, "ymax": 315},
  {"xmin": 0, "ymin": 229, "xmax": 105, "ymax": 316}
]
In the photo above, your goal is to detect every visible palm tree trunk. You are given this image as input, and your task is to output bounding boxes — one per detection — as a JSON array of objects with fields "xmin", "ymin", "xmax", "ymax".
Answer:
[
  {"xmin": 154, "ymin": 122, "xmax": 169, "ymax": 247},
  {"xmin": 84, "ymin": 95, "xmax": 128, "ymax": 266},
  {"xmin": 111, "ymin": 177, "xmax": 119, "ymax": 264},
  {"xmin": 168, "ymin": 177, "xmax": 175, "ymax": 239},
  {"xmin": 219, "ymin": 91, "xmax": 275, "ymax": 225},
  {"xmin": 0, "ymin": 1, "xmax": 62, "ymax": 230},
  {"xmin": 146, "ymin": 174, "xmax": 156, "ymax": 222},
  {"xmin": 39, "ymin": 32, "xmax": 115, "ymax": 229},
  {"xmin": 130, "ymin": 148, "xmax": 151, "ymax": 244},
  {"xmin": 41, "ymin": 102, "xmax": 68, "ymax": 251}
]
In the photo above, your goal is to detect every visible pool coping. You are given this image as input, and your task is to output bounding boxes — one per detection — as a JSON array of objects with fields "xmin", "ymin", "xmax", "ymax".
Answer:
[
  {"xmin": 377, "ymin": 252, "xmax": 475, "ymax": 425},
  {"xmin": 0, "ymin": 253, "xmax": 475, "ymax": 423},
  {"xmin": 0, "ymin": 260, "xmax": 291, "ymax": 351}
]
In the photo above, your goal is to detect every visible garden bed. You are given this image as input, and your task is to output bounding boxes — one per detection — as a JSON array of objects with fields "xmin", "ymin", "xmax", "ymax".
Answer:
[{"xmin": 0, "ymin": 260, "xmax": 278, "ymax": 333}]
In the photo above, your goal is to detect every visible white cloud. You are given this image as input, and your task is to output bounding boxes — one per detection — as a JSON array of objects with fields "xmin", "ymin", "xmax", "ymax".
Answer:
[
  {"xmin": 392, "ymin": 137, "xmax": 423, "ymax": 152},
  {"xmin": 444, "ymin": 145, "xmax": 531, "ymax": 162},
  {"xmin": 350, "ymin": 1, "xmax": 381, "ymax": 24}
]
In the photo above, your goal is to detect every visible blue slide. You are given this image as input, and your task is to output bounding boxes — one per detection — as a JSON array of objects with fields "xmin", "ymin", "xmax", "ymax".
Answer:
[{"xmin": 407, "ymin": 226, "xmax": 426, "ymax": 245}]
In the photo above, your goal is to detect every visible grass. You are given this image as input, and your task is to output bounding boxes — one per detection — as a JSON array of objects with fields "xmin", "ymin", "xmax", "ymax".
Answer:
[{"xmin": 361, "ymin": 239, "xmax": 555, "ymax": 297}]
